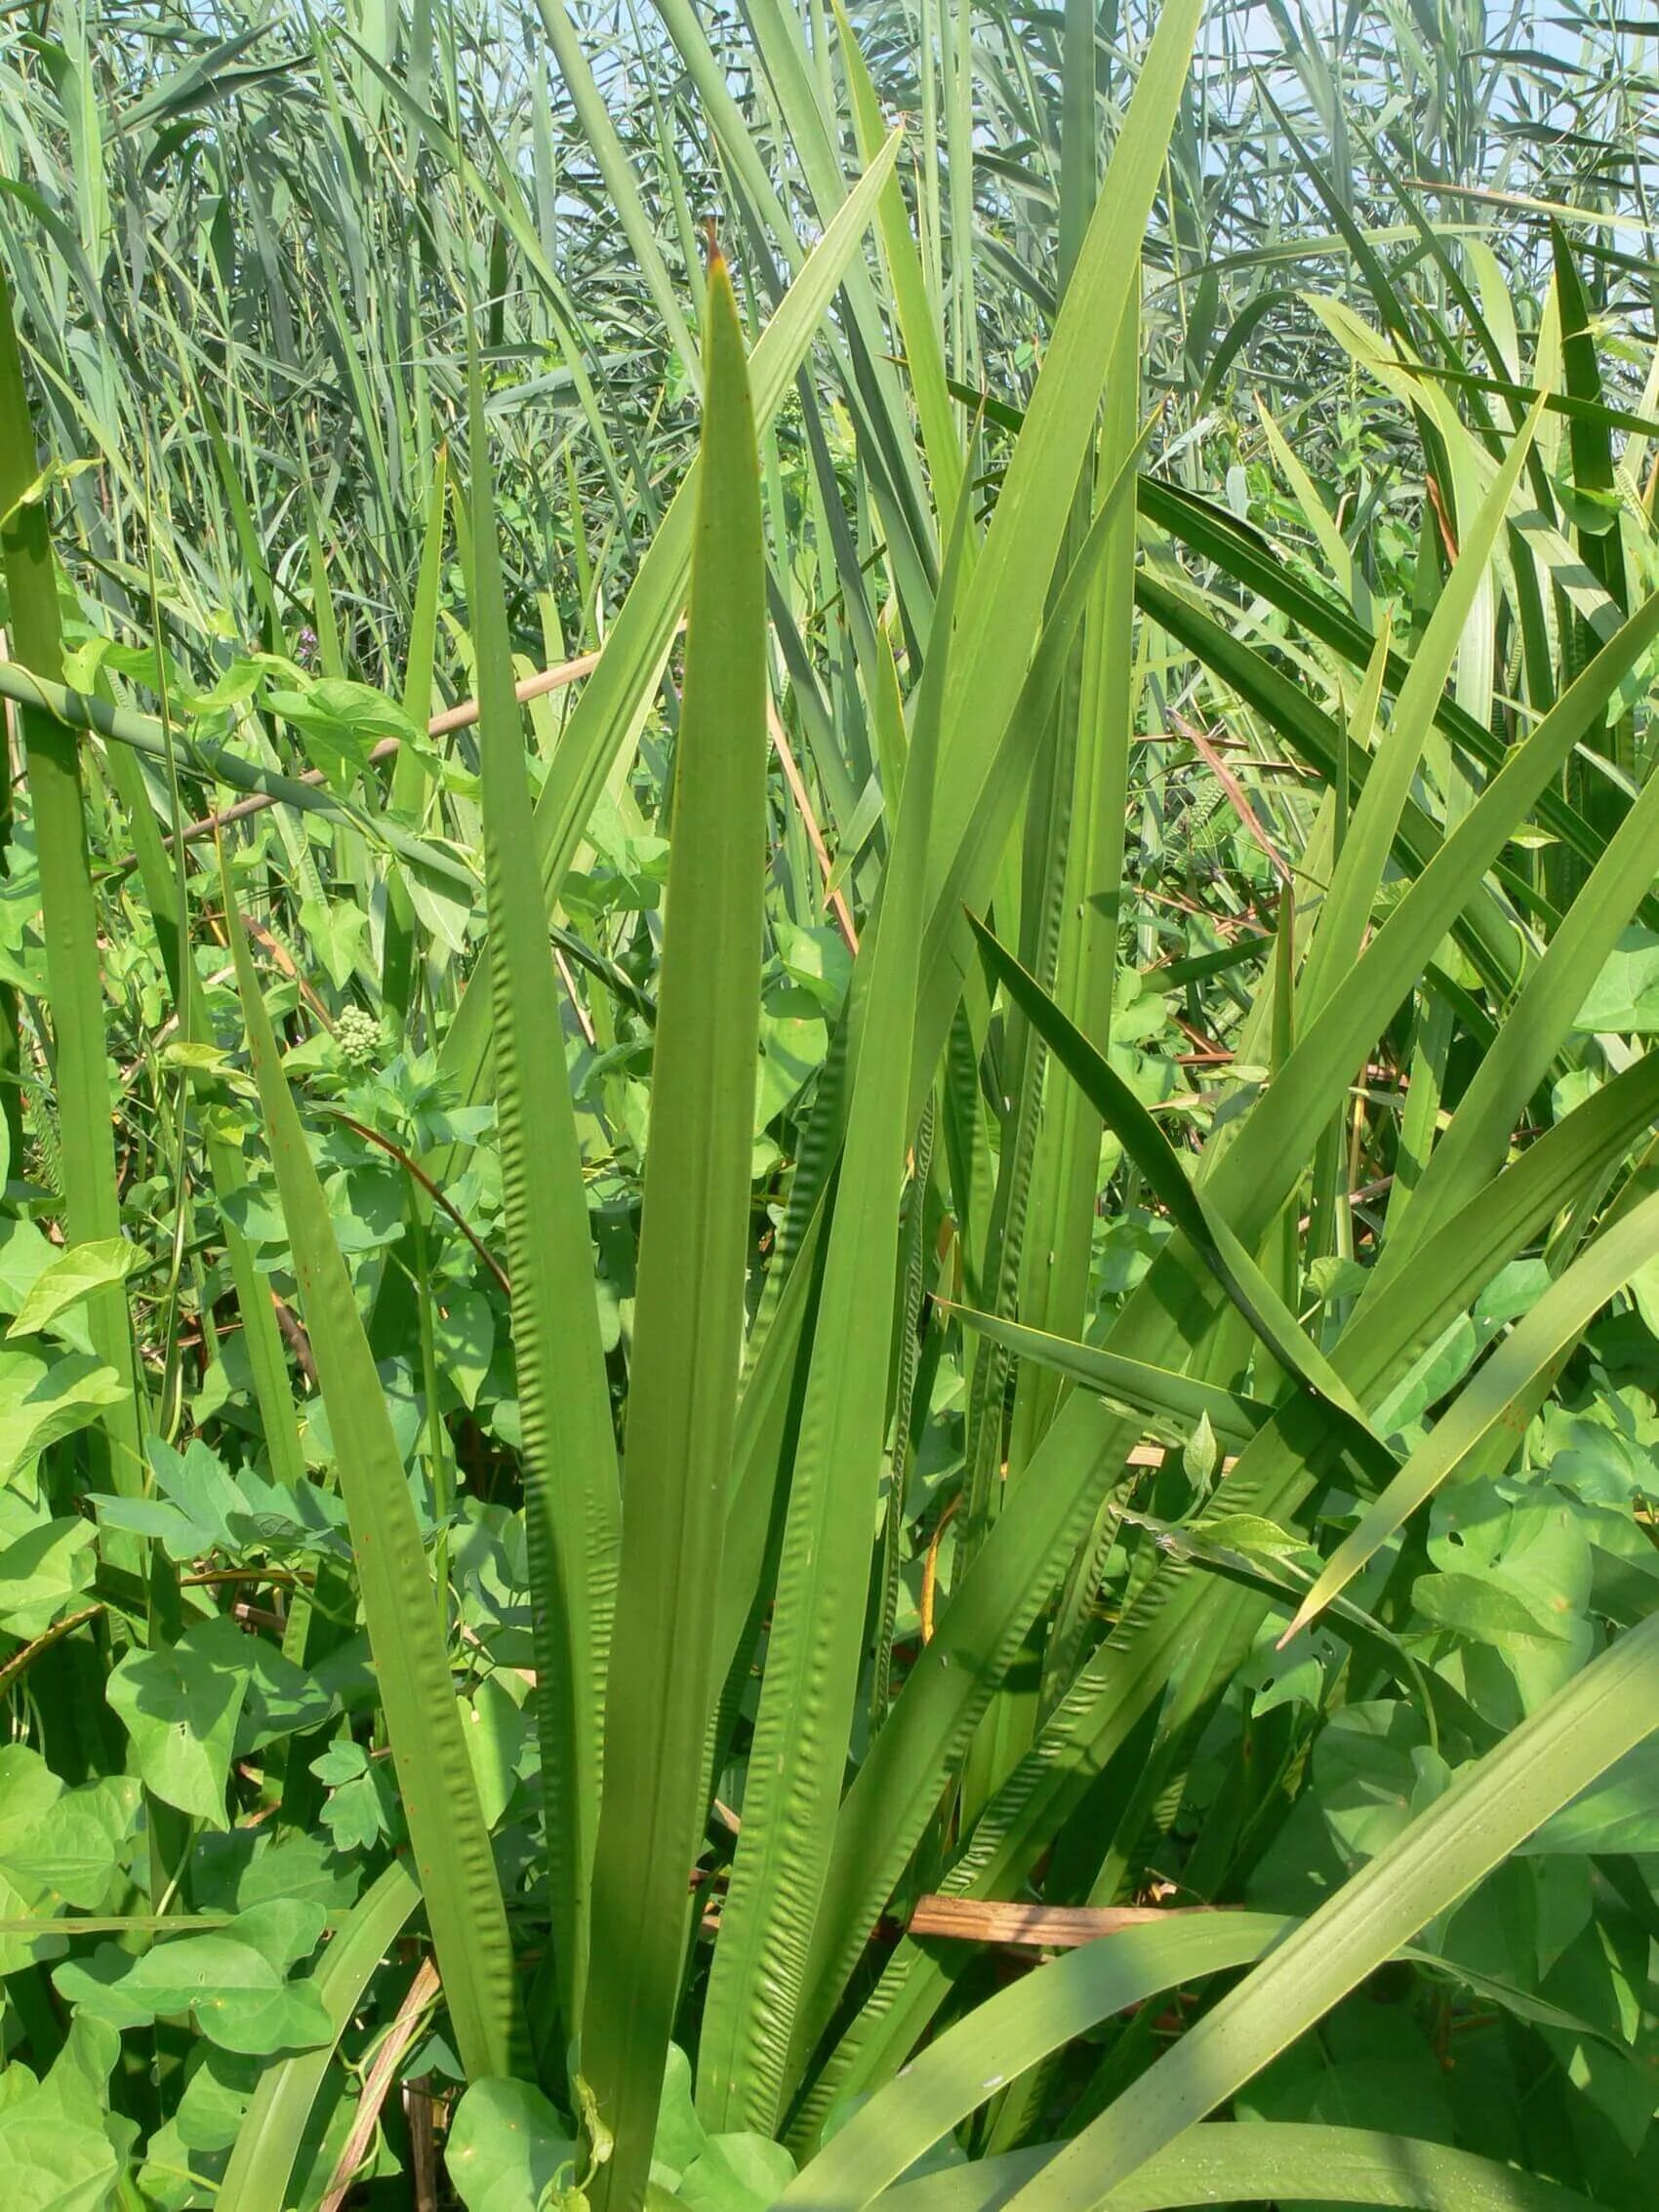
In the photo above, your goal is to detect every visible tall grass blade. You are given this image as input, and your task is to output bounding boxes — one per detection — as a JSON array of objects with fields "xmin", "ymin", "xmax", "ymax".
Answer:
[
  {"xmin": 1284, "ymin": 1183, "xmax": 1659, "ymax": 1639},
  {"xmin": 1003, "ymin": 1609, "xmax": 1659, "ymax": 2212},
  {"xmin": 467, "ymin": 340, "xmax": 622, "ymax": 2043},
  {"xmin": 220, "ymin": 1863, "xmax": 421, "ymax": 2212},
  {"xmin": 433, "ymin": 135, "xmax": 899, "ymax": 1130},
  {"xmin": 697, "ymin": 463, "xmax": 960, "ymax": 2136},
  {"xmin": 225, "ymin": 874, "xmax": 521, "ymax": 2084},
  {"xmin": 0, "ymin": 261, "xmax": 142, "ymax": 1495},
  {"xmin": 584, "ymin": 249, "xmax": 767, "ymax": 2212}
]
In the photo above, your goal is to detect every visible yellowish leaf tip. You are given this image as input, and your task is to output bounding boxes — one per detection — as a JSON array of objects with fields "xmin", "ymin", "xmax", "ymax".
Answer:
[{"xmin": 1275, "ymin": 1602, "xmax": 1315, "ymax": 1651}]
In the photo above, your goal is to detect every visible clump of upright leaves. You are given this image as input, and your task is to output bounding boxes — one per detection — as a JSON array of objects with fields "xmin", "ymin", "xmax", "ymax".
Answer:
[{"xmin": 3, "ymin": 4, "xmax": 1659, "ymax": 2210}]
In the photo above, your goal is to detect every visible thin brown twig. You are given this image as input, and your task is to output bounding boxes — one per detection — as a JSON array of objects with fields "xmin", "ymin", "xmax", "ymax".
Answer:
[
  {"xmin": 319, "ymin": 1955, "xmax": 442, "ymax": 2212},
  {"xmin": 241, "ymin": 917, "xmax": 336, "ymax": 1031},
  {"xmin": 407, "ymin": 2077, "xmax": 440, "ymax": 2212},
  {"xmin": 1169, "ymin": 712, "xmax": 1295, "ymax": 889},
  {"xmin": 1137, "ymin": 885, "xmax": 1266, "ymax": 934},
  {"xmin": 919, "ymin": 1493, "xmax": 962, "ymax": 1645},
  {"xmin": 1296, "ymin": 1174, "xmax": 1395, "ymax": 1233},
  {"xmin": 0, "ymin": 1603, "xmax": 104, "ymax": 1695},
  {"xmin": 908, "ymin": 1895, "xmax": 1230, "ymax": 1950},
  {"xmin": 0, "ymin": 1572, "xmax": 304, "ymax": 1698},
  {"xmin": 553, "ymin": 945, "xmax": 598, "ymax": 1047},
  {"xmin": 768, "ymin": 701, "xmax": 859, "ymax": 954},
  {"xmin": 428, "ymin": 647, "xmax": 603, "ymax": 737},
  {"xmin": 169, "ymin": 643, "xmax": 610, "ymax": 851},
  {"xmin": 182, "ymin": 1566, "xmax": 305, "ymax": 1589},
  {"xmin": 166, "ymin": 639, "xmax": 848, "ymax": 1023},
  {"xmin": 314, "ymin": 1108, "xmax": 511, "ymax": 1298}
]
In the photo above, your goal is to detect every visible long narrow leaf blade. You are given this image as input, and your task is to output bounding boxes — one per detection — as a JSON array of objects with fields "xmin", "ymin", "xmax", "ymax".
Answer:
[
  {"xmin": 583, "ymin": 250, "xmax": 768, "ymax": 2212},
  {"xmin": 1002, "ymin": 1610, "xmax": 1659, "ymax": 2212},
  {"xmin": 784, "ymin": 1915, "xmax": 1288, "ymax": 2212},
  {"xmin": 884, "ymin": 2123, "xmax": 1604, "ymax": 2212},
  {"xmin": 225, "ymin": 884, "xmax": 521, "ymax": 2084},
  {"xmin": 433, "ymin": 136, "xmax": 898, "ymax": 1126},
  {"xmin": 1284, "ymin": 1183, "xmax": 1659, "ymax": 1639},
  {"xmin": 468, "ymin": 342, "xmax": 622, "ymax": 2038},
  {"xmin": 220, "ymin": 1863, "xmax": 421, "ymax": 2212},
  {"xmin": 698, "ymin": 459, "xmax": 965, "ymax": 2136}
]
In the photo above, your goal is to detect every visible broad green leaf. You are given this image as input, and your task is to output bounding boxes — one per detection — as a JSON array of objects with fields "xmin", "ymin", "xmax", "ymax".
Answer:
[
  {"xmin": 54, "ymin": 1899, "xmax": 332, "ymax": 2056},
  {"xmin": 0, "ymin": 1512, "xmax": 97, "ymax": 1636},
  {"xmin": 680, "ymin": 2132, "xmax": 798, "ymax": 2212},
  {"xmin": 0, "ymin": 1747, "xmax": 139, "ymax": 1973},
  {"xmin": 0, "ymin": 1220, "xmax": 62, "ymax": 1322},
  {"xmin": 0, "ymin": 658, "xmax": 476, "ymax": 897},
  {"xmin": 0, "ymin": 1347, "xmax": 124, "ymax": 1492},
  {"xmin": 1520, "ymin": 1738, "xmax": 1659, "ymax": 1856},
  {"xmin": 263, "ymin": 676, "xmax": 419, "ymax": 788},
  {"xmin": 447, "ymin": 2077, "xmax": 576, "ymax": 2212},
  {"xmin": 1411, "ymin": 1570, "xmax": 1575, "ymax": 1650},
  {"xmin": 232, "ymin": 1631, "xmax": 334, "ymax": 1753},
  {"xmin": 106, "ymin": 1614, "xmax": 252, "ymax": 1827},
  {"xmin": 0, "ymin": 2014, "xmax": 123, "ymax": 2212},
  {"xmin": 5, "ymin": 1238, "xmax": 141, "ymax": 1342},
  {"xmin": 1574, "ymin": 931, "xmax": 1659, "ymax": 1031}
]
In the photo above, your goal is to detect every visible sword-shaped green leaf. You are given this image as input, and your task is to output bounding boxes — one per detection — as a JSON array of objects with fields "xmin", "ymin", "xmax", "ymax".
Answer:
[
  {"xmin": 224, "ymin": 875, "xmax": 520, "ymax": 2085},
  {"xmin": 466, "ymin": 340, "xmax": 621, "ymax": 2040},
  {"xmin": 697, "ymin": 440, "xmax": 963, "ymax": 2139},
  {"xmin": 583, "ymin": 249, "xmax": 767, "ymax": 2212},
  {"xmin": 0, "ymin": 263, "xmax": 142, "ymax": 1497},
  {"xmin": 884, "ymin": 2124, "xmax": 1605, "ymax": 2212},
  {"xmin": 433, "ymin": 135, "xmax": 899, "ymax": 1130},
  {"xmin": 1283, "ymin": 1181, "xmax": 1659, "ymax": 1640},
  {"xmin": 1003, "ymin": 1608, "xmax": 1659, "ymax": 2212}
]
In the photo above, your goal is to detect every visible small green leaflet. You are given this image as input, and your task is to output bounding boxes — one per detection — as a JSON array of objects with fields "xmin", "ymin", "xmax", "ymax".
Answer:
[
  {"xmin": 263, "ymin": 676, "xmax": 422, "ymax": 789},
  {"xmin": 0, "ymin": 1510, "xmax": 97, "ymax": 1636},
  {"xmin": 0, "ymin": 1347, "xmax": 126, "ymax": 1493},
  {"xmin": 107, "ymin": 1615, "xmax": 255, "ymax": 1827}
]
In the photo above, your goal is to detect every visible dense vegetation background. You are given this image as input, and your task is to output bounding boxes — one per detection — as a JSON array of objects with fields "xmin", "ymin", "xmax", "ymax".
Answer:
[{"xmin": 6, "ymin": 2, "xmax": 1659, "ymax": 2208}]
